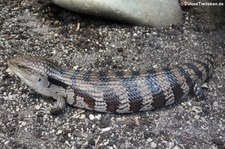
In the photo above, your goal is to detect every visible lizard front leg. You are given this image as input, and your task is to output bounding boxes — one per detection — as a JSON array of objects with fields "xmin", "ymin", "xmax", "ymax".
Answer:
[
  {"xmin": 33, "ymin": 76, "xmax": 68, "ymax": 115},
  {"xmin": 49, "ymin": 96, "xmax": 66, "ymax": 114}
]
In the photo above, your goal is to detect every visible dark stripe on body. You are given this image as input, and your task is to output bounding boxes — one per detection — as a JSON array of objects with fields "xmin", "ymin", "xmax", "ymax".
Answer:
[
  {"xmin": 114, "ymin": 71, "xmax": 124, "ymax": 78},
  {"xmin": 193, "ymin": 60, "xmax": 211, "ymax": 79},
  {"xmin": 120, "ymin": 76, "xmax": 143, "ymax": 112},
  {"xmin": 83, "ymin": 70, "xmax": 92, "ymax": 82},
  {"xmin": 146, "ymin": 69, "xmax": 159, "ymax": 75},
  {"xmin": 163, "ymin": 68, "xmax": 184, "ymax": 100},
  {"xmin": 98, "ymin": 71, "xmax": 110, "ymax": 82},
  {"xmin": 145, "ymin": 71, "xmax": 167, "ymax": 108},
  {"xmin": 176, "ymin": 66, "xmax": 193, "ymax": 89},
  {"xmin": 74, "ymin": 90, "xmax": 96, "ymax": 110},
  {"xmin": 131, "ymin": 70, "xmax": 140, "ymax": 76},
  {"xmin": 47, "ymin": 77, "xmax": 69, "ymax": 89},
  {"xmin": 185, "ymin": 63, "xmax": 203, "ymax": 80},
  {"xmin": 71, "ymin": 71, "xmax": 81, "ymax": 89},
  {"xmin": 103, "ymin": 91, "xmax": 120, "ymax": 112},
  {"xmin": 92, "ymin": 83, "xmax": 121, "ymax": 112}
]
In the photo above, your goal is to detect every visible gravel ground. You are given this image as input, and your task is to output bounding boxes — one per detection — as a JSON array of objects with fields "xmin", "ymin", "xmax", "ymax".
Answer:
[{"xmin": 0, "ymin": 1, "xmax": 225, "ymax": 149}]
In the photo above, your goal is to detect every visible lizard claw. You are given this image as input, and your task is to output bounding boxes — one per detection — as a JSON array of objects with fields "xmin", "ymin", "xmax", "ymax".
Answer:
[
  {"xmin": 37, "ymin": 96, "xmax": 66, "ymax": 115},
  {"xmin": 36, "ymin": 106, "xmax": 63, "ymax": 115},
  {"xmin": 36, "ymin": 107, "xmax": 51, "ymax": 116}
]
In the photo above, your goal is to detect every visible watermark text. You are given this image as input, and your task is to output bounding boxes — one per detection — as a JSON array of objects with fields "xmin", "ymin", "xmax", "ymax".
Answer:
[{"xmin": 181, "ymin": 1, "xmax": 224, "ymax": 6}]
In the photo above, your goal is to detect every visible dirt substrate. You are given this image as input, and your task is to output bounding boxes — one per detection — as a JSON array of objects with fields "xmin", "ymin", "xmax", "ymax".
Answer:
[{"xmin": 0, "ymin": 1, "xmax": 225, "ymax": 148}]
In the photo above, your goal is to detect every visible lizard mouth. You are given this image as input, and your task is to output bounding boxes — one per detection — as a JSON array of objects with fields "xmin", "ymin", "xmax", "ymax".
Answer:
[{"xmin": 7, "ymin": 59, "xmax": 19, "ymax": 75}]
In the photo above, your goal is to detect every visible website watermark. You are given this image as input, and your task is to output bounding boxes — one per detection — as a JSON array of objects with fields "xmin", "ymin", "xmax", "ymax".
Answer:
[{"xmin": 180, "ymin": 1, "xmax": 224, "ymax": 6}]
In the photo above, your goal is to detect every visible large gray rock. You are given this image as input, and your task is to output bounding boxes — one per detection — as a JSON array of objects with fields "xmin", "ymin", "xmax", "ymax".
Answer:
[{"xmin": 50, "ymin": 0, "xmax": 183, "ymax": 27}]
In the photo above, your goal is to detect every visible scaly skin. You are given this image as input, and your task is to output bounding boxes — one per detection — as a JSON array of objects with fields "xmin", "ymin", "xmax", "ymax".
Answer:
[{"xmin": 7, "ymin": 50, "xmax": 215, "ymax": 113}]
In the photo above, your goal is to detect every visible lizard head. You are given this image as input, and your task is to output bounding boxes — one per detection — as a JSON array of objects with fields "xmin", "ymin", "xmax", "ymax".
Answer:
[
  {"xmin": 8, "ymin": 56, "xmax": 68, "ymax": 98},
  {"xmin": 7, "ymin": 56, "xmax": 51, "ymax": 89}
]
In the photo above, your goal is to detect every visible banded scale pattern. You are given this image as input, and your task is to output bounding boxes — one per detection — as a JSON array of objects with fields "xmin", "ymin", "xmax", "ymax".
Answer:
[{"xmin": 8, "ymin": 50, "xmax": 215, "ymax": 113}]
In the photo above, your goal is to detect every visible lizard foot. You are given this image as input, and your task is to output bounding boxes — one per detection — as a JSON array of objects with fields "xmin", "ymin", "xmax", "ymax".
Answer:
[{"xmin": 36, "ymin": 96, "xmax": 66, "ymax": 115}]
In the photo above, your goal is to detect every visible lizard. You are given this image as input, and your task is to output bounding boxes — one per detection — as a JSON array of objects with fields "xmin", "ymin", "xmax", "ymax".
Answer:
[{"xmin": 7, "ymin": 50, "xmax": 215, "ymax": 114}]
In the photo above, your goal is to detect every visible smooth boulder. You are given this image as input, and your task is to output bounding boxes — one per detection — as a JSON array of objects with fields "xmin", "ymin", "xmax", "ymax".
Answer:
[{"xmin": 50, "ymin": 0, "xmax": 183, "ymax": 27}]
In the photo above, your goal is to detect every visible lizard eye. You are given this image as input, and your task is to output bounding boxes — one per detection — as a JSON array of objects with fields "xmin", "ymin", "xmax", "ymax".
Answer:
[
  {"xmin": 17, "ymin": 64, "xmax": 33, "ymax": 72},
  {"xmin": 17, "ymin": 64, "xmax": 27, "ymax": 69}
]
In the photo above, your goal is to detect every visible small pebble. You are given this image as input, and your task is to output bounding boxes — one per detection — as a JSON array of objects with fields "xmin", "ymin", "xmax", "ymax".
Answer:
[
  {"xmin": 151, "ymin": 142, "xmax": 157, "ymax": 148},
  {"xmin": 56, "ymin": 130, "xmax": 63, "ymax": 135},
  {"xmin": 101, "ymin": 127, "xmax": 111, "ymax": 132},
  {"xmin": 147, "ymin": 138, "xmax": 153, "ymax": 142},
  {"xmin": 89, "ymin": 114, "xmax": 95, "ymax": 120}
]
